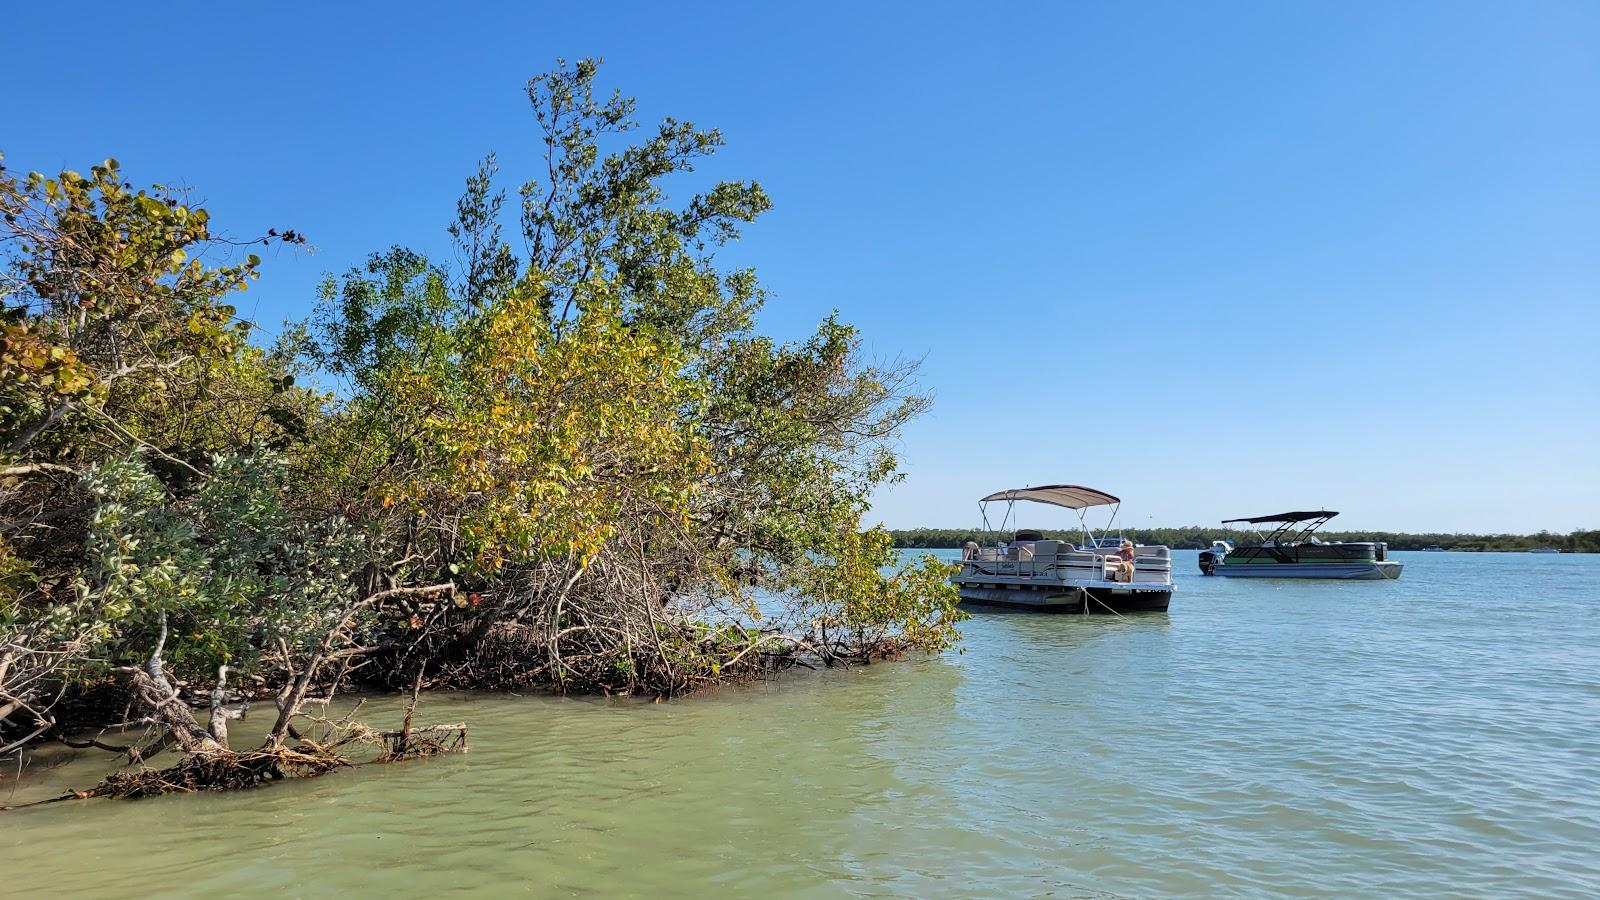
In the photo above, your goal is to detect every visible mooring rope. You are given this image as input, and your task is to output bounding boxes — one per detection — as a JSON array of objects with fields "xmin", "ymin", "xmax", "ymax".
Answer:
[{"xmin": 1079, "ymin": 586, "xmax": 1129, "ymax": 619}]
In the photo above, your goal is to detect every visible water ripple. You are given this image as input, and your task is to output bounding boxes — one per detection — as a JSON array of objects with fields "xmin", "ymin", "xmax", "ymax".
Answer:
[{"xmin": 3, "ymin": 551, "xmax": 1598, "ymax": 897}]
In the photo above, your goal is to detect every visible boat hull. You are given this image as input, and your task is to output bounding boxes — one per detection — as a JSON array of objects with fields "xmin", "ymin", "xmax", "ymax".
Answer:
[
  {"xmin": 1210, "ymin": 561, "xmax": 1403, "ymax": 580},
  {"xmin": 955, "ymin": 582, "xmax": 1172, "ymax": 613}
]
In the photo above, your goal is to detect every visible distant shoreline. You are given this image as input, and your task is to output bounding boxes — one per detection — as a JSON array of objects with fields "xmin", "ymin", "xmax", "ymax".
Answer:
[{"xmin": 888, "ymin": 528, "xmax": 1597, "ymax": 553}]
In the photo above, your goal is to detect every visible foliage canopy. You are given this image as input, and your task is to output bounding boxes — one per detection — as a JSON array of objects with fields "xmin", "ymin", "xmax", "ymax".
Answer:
[{"xmin": 1, "ymin": 60, "xmax": 959, "ymax": 762}]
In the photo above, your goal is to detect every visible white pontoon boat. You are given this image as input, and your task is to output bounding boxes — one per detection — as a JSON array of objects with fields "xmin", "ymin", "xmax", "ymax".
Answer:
[{"xmin": 951, "ymin": 485, "xmax": 1174, "ymax": 613}]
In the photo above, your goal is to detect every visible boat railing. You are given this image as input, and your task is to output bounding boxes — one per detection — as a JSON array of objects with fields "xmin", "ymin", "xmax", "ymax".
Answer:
[{"xmin": 960, "ymin": 544, "xmax": 1172, "ymax": 584}]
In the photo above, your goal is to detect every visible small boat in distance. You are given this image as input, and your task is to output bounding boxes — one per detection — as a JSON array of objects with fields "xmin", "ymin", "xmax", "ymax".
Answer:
[
  {"xmin": 1424, "ymin": 544, "xmax": 1444, "ymax": 552},
  {"xmin": 951, "ymin": 484, "xmax": 1173, "ymax": 613},
  {"xmin": 1531, "ymin": 546, "xmax": 1563, "ymax": 554},
  {"xmin": 1198, "ymin": 510, "xmax": 1402, "ymax": 580}
]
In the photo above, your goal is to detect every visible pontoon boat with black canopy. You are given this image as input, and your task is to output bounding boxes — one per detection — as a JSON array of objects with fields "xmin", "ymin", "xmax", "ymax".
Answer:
[
  {"xmin": 951, "ymin": 484, "xmax": 1174, "ymax": 612},
  {"xmin": 1198, "ymin": 510, "xmax": 1402, "ymax": 579}
]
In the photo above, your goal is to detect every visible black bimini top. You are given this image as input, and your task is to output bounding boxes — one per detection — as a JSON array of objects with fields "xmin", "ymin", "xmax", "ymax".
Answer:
[{"xmin": 1222, "ymin": 510, "xmax": 1339, "ymax": 525}]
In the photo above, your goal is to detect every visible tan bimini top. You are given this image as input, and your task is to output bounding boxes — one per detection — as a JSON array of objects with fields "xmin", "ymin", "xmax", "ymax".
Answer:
[{"xmin": 979, "ymin": 484, "xmax": 1120, "ymax": 509}]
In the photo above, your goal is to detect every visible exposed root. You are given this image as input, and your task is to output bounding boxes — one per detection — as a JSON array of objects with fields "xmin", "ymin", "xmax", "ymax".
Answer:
[
  {"xmin": 377, "ymin": 723, "xmax": 469, "ymax": 761},
  {"xmin": 1, "ymin": 693, "xmax": 469, "ymax": 809},
  {"xmin": 90, "ymin": 746, "xmax": 347, "ymax": 799},
  {"xmin": 405, "ymin": 619, "xmax": 807, "ymax": 698},
  {"xmin": 376, "ymin": 674, "xmax": 467, "ymax": 761}
]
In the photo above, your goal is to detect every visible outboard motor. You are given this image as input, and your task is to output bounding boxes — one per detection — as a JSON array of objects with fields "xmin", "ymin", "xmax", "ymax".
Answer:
[{"xmin": 1199, "ymin": 540, "xmax": 1232, "ymax": 576}]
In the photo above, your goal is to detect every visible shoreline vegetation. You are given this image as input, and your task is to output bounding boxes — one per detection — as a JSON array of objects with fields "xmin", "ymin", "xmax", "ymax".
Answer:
[
  {"xmin": 0, "ymin": 60, "xmax": 962, "ymax": 804},
  {"xmin": 889, "ymin": 528, "xmax": 1600, "ymax": 553}
]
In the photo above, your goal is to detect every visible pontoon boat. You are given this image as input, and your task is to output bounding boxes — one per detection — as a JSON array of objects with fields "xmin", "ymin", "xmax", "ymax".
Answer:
[
  {"xmin": 951, "ymin": 485, "xmax": 1174, "ymax": 613},
  {"xmin": 1198, "ymin": 511, "xmax": 1402, "ymax": 579}
]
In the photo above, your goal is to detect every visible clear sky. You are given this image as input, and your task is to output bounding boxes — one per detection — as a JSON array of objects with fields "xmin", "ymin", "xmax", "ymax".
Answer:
[{"xmin": 5, "ymin": 2, "xmax": 1596, "ymax": 533}]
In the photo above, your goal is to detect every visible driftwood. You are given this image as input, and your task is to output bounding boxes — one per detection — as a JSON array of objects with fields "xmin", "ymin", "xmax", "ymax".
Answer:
[
  {"xmin": 87, "ymin": 745, "xmax": 348, "ymax": 799},
  {"xmin": 1, "ymin": 611, "xmax": 468, "ymax": 811},
  {"xmin": 378, "ymin": 675, "xmax": 468, "ymax": 761},
  {"xmin": 2, "ymin": 701, "xmax": 466, "ymax": 810}
]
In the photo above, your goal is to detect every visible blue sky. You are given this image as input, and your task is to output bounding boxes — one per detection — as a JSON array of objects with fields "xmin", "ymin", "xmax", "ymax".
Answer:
[{"xmin": 5, "ymin": 2, "xmax": 1596, "ymax": 532}]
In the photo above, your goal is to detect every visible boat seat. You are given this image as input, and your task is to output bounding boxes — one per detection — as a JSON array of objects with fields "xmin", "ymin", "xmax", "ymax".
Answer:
[{"xmin": 1056, "ymin": 549, "xmax": 1101, "ymax": 579}]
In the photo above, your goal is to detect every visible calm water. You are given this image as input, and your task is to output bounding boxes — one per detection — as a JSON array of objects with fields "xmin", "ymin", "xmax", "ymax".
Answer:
[{"xmin": 4, "ymin": 551, "xmax": 1599, "ymax": 897}]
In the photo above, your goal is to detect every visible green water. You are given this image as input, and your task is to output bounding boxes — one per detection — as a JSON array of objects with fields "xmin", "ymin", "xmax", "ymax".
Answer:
[{"xmin": 4, "ymin": 551, "xmax": 1599, "ymax": 897}]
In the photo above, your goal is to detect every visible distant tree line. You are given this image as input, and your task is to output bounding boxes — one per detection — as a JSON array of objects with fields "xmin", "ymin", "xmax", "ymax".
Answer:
[{"xmin": 888, "ymin": 527, "xmax": 1600, "ymax": 553}]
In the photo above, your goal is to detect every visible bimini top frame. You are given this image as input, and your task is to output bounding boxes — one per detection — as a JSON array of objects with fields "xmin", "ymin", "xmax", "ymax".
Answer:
[
  {"xmin": 1221, "ymin": 510, "xmax": 1339, "ymax": 546},
  {"xmin": 978, "ymin": 484, "xmax": 1122, "ymax": 548}
]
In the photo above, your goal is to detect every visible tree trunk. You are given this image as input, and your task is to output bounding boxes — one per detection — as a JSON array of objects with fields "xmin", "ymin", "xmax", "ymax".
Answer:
[{"xmin": 126, "ymin": 667, "xmax": 227, "ymax": 755}]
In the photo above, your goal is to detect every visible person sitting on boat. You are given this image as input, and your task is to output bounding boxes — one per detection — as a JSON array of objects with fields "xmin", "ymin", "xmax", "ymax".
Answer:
[{"xmin": 1115, "ymin": 540, "xmax": 1136, "ymax": 582}]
